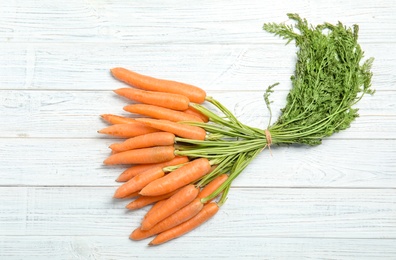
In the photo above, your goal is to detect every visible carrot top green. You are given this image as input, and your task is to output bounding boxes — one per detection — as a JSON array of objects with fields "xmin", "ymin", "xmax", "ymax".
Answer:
[{"xmin": 173, "ymin": 13, "xmax": 374, "ymax": 205}]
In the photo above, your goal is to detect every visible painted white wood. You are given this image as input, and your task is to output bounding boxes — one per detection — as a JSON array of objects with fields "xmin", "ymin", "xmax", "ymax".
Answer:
[
  {"xmin": 1, "ymin": 0, "xmax": 396, "ymax": 258},
  {"xmin": 1, "ymin": 236, "xmax": 395, "ymax": 259},
  {"xmin": 0, "ymin": 0, "xmax": 395, "ymax": 44}
]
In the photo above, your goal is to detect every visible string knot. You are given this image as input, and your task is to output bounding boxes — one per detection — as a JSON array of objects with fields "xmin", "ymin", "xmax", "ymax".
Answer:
[
  {"xmin": 263, "ymin": 129, "xmax": 273, "ymax": 156},
  {"xmin": 264, "ymin": 129, "xmax": 272, "ymax": 147}
]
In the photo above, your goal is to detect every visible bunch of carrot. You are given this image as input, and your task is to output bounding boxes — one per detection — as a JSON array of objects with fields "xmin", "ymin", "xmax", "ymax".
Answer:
[
  {"xmin": 99, "ymin": 68, "xmax": 236, "ymax": 245},
  {"xmin": 99, "ymin": 15, "xmax": 374, "ymax": 247}
]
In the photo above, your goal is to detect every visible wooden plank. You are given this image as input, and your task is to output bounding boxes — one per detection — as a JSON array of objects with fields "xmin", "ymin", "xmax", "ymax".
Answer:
[
  {"xmin": 0, "ymin": 42, "xmax": 390, "ymax": 91},
  {"xmin": 0, "ymin": 0, "xmax": 395, "ymax": 44},
  {"xmin": 0, "ymin": 89, "xmax": 392, "ymax": 138},
  {"xmin": 0, "ymin": 187, "xmax": 395, "ymax": 239},
  {"xmin": 0, "ymin": 138, "xmax": 394, "ymax": 187},
  {"xmin": 0, "ymin": 236, "xmax": 395, "ymax": 259}
]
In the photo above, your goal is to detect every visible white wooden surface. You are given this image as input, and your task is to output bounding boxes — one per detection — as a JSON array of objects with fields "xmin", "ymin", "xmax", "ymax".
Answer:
[{"xmin": 1, "ymin": 0, "xmax": 395, "ymax": 259}]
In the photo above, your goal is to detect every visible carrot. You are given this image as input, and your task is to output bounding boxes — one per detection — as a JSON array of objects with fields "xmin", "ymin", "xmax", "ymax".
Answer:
[
  {"xmin": 139, "ymin": 158, "xmax": 211, "ymax": 196},
  {"xmin": 124, "ymin": 104, "xmax": 203, "ymax": 123},
  {"xmin": 126, "ymin": 189, "xmax": 181, "ymax": 210},
  {"xmin": 113, "ymin": 166, "xmax": 165, "ymax": 198},
  {"xmin": 149, "ymin": 202, "xmax": 219, "ymax": 245},
  {"xmin": 103, "ymin": 146, "xmax": 175, "ymax": 165},
  {"xmin": 110, "ymin": 67, "xmax": 206, "ymax": 104},
  {"xmin": 120, "ymin": 191, "xmax": 140, "ymax": 199},
  {"xmin": 110, "ymin": 132, "xmax": 175, "ymax": 153},
  {"xmin": 140, "ymin": 184, "xmax": 199, "ymax": 230},
  {"xmin": 116, "ymin": 156, "xmax": 189, "ymax": 182},
  {"xmin": 114, "ymin": 88, "xmax": 190, "ymax": 111},
  {"xmin": 135, "ymin": 118, "xmax": 207, "ymax": 141},
  {"xmin": 198, "ymin": 174, "xmax": 228, "ymax": 201},
  {"xmin": 100, "ymin": 114, "xmax": 138, "ymax": 125},
  {"xmin": 98, "ymin": 123, "xmax": 159, "ymax": 138},
  {"xmin": 130, "ymin": 198, "xmax": 203, "ymax": 240},
  {"xmin": 184, "ymin": 106, "xmax": 209, "ymax": 123},
  {"xmin": 144, "ymin": 200, "xmax": 167, "ymax": 221}
]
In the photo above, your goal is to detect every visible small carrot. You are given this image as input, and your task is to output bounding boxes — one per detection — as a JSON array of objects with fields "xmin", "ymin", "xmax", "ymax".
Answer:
[
  {"xmin": 184, "ymin": 106, "xmax": 209, "ymax": 123},
  {"xmin": 101, "ymin": 114, "xmax": 139, "ymax": 124},
  {"xmin": 124, "ymin": 104, "xmax": 203, "ymax": 123},
  {"xmin": 98, "ymin": 123, "xmax": 159, "ymax": 138},
  {"xmin": 114, "ymin": 88, "xmax": 190, "ymax": 111},
  {"xmin": 126, "ymin": 189, "xmax": 181, "ymax": 210},
  {"xmin": 136, "ymin": 118, "xmax": 207, "ymax": 141},
  {"xmin": 116, "ymin": 156, "xmax": 189, "ymax": 182},
  {"xmin": 198, "ymin": 174, "xmax": 228, "ymax": 201},
  {"xmin": 130, "ymin": 198, "xmax": 203, "ymax": 241},
  {"xmin": 110, "ymin": 132, "xmax": 175, "ymax": 153},
  {"xmin": 139, "ymin": 158, "xmax": 211, "ymax": 196},
  {"xmin": 113, "ymin": 167, "xmax": 165, "ymax": 198},
  {"xmin": 110, "ymin": 67, "xmax": 206, "ymax": 104},
  {"xmin": 149, "ymin": 202, "xmax": 219, "ymax": 246},
  {"xmin": 140, "ymin": 184, "xmax": 199, "ymax": 230},
  {"xmin": 103, "ymin": 146, "xmax": 175, "ymax": 165}
]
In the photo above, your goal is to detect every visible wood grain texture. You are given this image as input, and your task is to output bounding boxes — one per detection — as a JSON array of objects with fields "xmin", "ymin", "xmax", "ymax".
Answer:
[
  {"xmin": 0, "ymin": 0, "xmax": 395, "ymax": 44},
  {"xmin": 1, "ymin": 0, "xmax": 396, "ymax": 258},
  {"xmin": 1, "ymin": 236, "xmax": 395, "ymax": 259}
]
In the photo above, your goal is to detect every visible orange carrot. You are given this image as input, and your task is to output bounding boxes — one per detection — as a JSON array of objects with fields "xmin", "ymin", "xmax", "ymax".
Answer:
[
  {"xmin": 110, "ymin": 132, "xmax": 175, "ymax": 153},
  {"xmin": 121, "ymin": 191, "xmax": 140, "ymax": 199},
  {"xmin": 98, "ymin": 123, "xmax": 159, "ymax": 138},
  {"xmin": 116, "ymin": 156, "xmax": 189, "ymax": 182},
  {"xmin": 149, "ymin": 202, "xmax": 219, "ymax": 245},
  {"xmin": 100, "ymin": 114, "xmax": 141, "ymax": 124},
  {"xmin": 140, "ymin": 184, "xmax": 199, "ymax": 230},
  {"xmin": 124, "ymin": 104, "xmax": 203, "ymax": 123},
  {"xmin": 114, "ymin": 88, "xmax": 190, "ymax": 111},
  {"xmin": 139, "ymin": 158, "xmax": 211, "ymax": 196},
  {"xmin": 198, "ymin": 174, "xmax": 228, "ymax": 201},
  {"xmin": 103, "ymin": 146, "xmax": 175, "ymax": 165},
  {"xmin": 113, "ymin": 167, "xmax": 165, "ymax": 198},
  {"xmin": 126, "ymin": 189, "xmax": 181, "ymax": 210},
  {"xmin": 144, "ymin": 200, "xmax": 167, "ymax": 221},
  {"xmin": 110, "ymin": 67, "xmax": 206, "ymax": 104},
  {"xmin": 184, "ymin": 106, "xmax": 209, "ymax": 123},
  {"xmin": 130, "ymin": 198, "xmax": 203, "ymax": 241},
  {"xmin": 136, "ymin": 118, "xmax": 206, "ymax": 141}
]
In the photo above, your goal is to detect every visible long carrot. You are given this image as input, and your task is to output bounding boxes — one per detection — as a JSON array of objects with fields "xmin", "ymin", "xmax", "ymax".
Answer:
[
  {"xmin": 110, "ymin": 67, "xmax": 206, "ymax": 104},
  {"xmin": 149, "ymin": 202, "xmax": 219, "ymax": 245},
  {"xmin": 124, "ymin": 104, "xmax": 203, "ymax": 123},
  {"xmin": 198, "ymin": 174, "xmax": 228, "ymax": 201},
  {"xmin": 98, "ymin": 123, "xmax": 159, "ymax": 138},
  {"xmin": 130, "ymin": 198, "xmax": 203, "ymax": 240},
  {"xmin": 139, "ymin": 158, "xmax": 211, "ymax": 196},
  {"xmin": 103, "ymin": 146, "xmax": 175, "ymax": 165},
  {"xmin": 144, "ymin": 200, "xmax": 166, "ymax": 221},
  {"xmin": 135, "ymin": 118, "xmax": 207, "ymax": 141},
  {"xmin": 113, "ymin": 167, "xmax": 165, "ymax": 198},
  {"xmin": 184, "ymin": 106, "xmax": 209, "ymax": 123},
  {"xmin": 140, "ymin": 184, "xmax": 199, "ymax": 230},
  {"xmin": 100, "ymin": 114, "xmax": 138, "ymax": 125},
  {"xmin": 110, "ymin": 132, "xmax": 175, "ymax": 153},
  {"xmin": 114, "ymin": 88, "xmax": 190, "ymax": 111},
  {"xmin": 126, "ymin": 189, "xmax": 181, "ymax": 210},
  {"xmin": 116, "ymin": 156, "xmax": 189, "ymax": 182}
]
